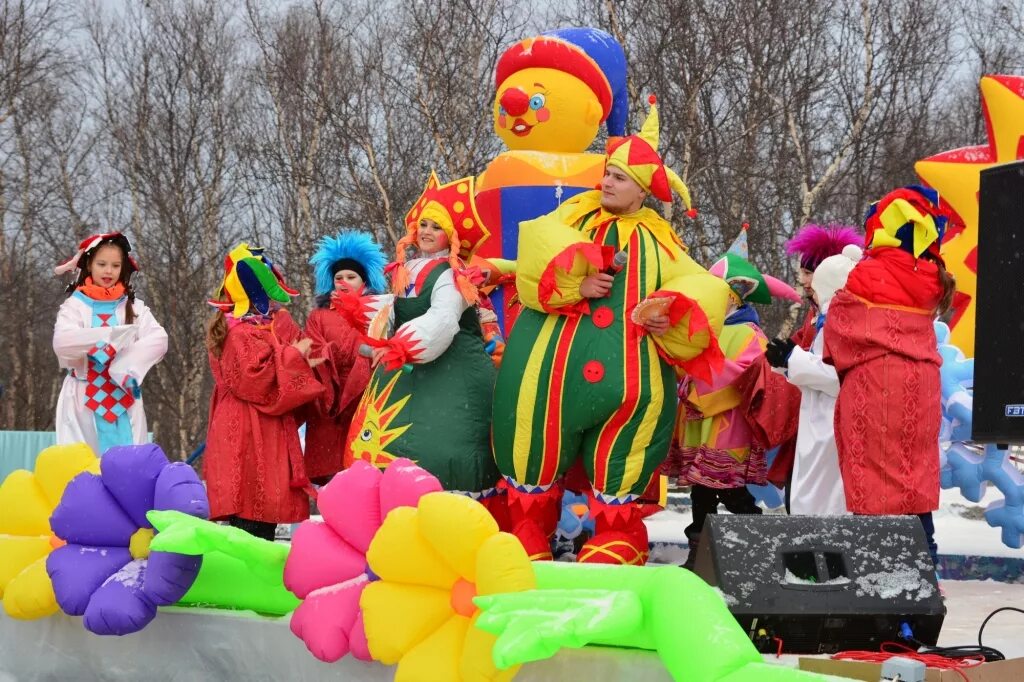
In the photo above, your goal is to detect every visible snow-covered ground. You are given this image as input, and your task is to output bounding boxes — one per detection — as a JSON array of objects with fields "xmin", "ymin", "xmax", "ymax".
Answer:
[{"xmin": 937, "ymin": 579, "xmax": 1024, "ymax": 657}]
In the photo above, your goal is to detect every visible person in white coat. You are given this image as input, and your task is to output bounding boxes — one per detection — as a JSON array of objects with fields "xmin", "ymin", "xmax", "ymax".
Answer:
[
  {"xmin": 52, "ymin": 232, "xmax": 168, "ymax": 455},
  {"xmin": 765, "ymin": 244, "xmax": 862, "ymax": 515}
]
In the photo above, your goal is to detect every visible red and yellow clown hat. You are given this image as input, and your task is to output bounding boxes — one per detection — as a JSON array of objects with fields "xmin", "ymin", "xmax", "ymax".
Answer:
[
  {"xmin": 863, "ymin": 185, "xmax": 955, "ymax": 261},
  {"xmin": 605, "ymin": 95, "xmax": 696, "ymax": 217},
  {"xmin": 393, "ymin": 172, "xmax": 490, "ymax": 303},
  {"xmin": 54, "ymin": 232, "xmax": 140, "ymax": 277},
  {"xmin": 208, "ymin": 243, "xmax": 298, "ymax": 317}
]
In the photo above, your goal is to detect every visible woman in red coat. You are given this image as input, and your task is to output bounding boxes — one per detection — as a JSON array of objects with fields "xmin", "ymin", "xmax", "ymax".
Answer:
[
  {"xmin": 824, "ymin": 186, "xmax": 956, "ymax": 563},
  {"xmin": 302, "ymin": 230, "xmax": 386, "ymax": 483},
  {"xmin": 204, "ymin": 244, "xmax": 324, "ymax": 541}
]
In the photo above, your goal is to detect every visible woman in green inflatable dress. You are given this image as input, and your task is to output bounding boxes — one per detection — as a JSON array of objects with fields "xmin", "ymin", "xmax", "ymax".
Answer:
[{"xmin": 341, "ymin": 172, "xmax": 503, "ymax": 505}]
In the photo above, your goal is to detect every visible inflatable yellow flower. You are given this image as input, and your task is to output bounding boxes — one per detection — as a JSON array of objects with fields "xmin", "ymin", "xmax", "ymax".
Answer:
[
  {"xmin": 0, "ymin": 443, "xmax": 99, "ymax": 619},
  {"xmin": 361, "ymin": 492, "xmax": 535, "ymax": 682}
]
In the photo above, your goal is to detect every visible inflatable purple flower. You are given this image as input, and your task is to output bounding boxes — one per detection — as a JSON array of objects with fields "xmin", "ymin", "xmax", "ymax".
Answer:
[{"xmin": 46, "ymin": 444, "xmax": 209, "ymax": 635}]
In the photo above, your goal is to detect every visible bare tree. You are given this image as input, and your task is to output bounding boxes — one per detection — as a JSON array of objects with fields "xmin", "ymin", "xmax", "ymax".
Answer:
[
  {"xmin": 85, "ymin": 0, "xmax": 247, "ymax": 457},
  {"xmin": 0, "ymin": 0, "xmax": 80, "ymax": 430}
]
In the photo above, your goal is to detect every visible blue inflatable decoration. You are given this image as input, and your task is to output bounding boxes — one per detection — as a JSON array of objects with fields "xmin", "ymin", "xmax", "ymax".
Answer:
[
  {"xmin": 942, "ymin": 443, "xmax": 1024, "ymax": 548},
  {"xmin": 936, "ymin": 322, "xmax": 974, "ymax": 444},
  {"xmin": 936, "ymin": 321, "xmax": 1024, "ymax": 548},
  {"xmin": 747, "ymin": 447, "xmax": 785, "ymax": 509},
  {"xmin": 556, "ymin": 490, "xmax": 594, "ymax": 542}
]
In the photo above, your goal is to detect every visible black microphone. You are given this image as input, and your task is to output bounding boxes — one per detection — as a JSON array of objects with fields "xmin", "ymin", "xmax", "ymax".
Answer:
[{"xmin": 603, "ymin": 250, "xmax": 628, "ymax": 276}]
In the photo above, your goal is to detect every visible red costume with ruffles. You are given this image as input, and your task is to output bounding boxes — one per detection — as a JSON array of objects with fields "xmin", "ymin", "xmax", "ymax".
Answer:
[{"xmin": 301, "ymin": 304, "xmax": 372, "ymax": 482}]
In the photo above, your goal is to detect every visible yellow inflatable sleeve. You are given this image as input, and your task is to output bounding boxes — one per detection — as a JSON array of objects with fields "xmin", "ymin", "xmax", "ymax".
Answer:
[
  {"xmin": 644, "ymin": 250, "xmax": 731, "ymax": 382},
  {"xmin": 515, "ymin": 207, "xmax": 613, "ymax": 315}
]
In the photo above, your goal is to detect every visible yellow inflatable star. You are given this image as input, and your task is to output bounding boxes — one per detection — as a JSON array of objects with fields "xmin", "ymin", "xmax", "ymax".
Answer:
[
  {"xmin": 361, "ymin": 492, "xmax": 535, "ymax": 681},
  {"xmin": 916, "ymin": 75, "xmax": 1024, "ymax": 356},
  {"xmin": 0, "ymin": 443, "xmax": 99, "ymax": 619}
]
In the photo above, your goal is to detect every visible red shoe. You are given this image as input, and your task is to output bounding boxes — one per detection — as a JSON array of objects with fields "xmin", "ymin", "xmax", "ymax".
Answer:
[
  {"xmin": 580, "ymin": 497, "xmax": 650, "ymax": 564},
  {"xmin": 578, "ymin": 530, "xmax": 647, "ymax": 565},
  {"xmin": 505, "ymin": 482, "xmax": 562, "ymax": 561}
]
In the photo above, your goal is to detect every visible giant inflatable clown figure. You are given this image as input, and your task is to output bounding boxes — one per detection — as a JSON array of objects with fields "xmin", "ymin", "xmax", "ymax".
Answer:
[
  {"xmin": 492, "ymin": 97, "xmax": 732, "ymax": 564},
  {"xmin": 476, "ymin": 27, "xmax": 628, "ymax": 330}
]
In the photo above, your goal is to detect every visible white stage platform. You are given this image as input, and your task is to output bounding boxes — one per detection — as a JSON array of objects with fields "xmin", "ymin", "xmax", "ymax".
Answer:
[
  {"xmin": 3, "ymin": 580, "xmax": 1021, "ymax": 681},
  {"xmin": 0, "ymin": 606, "xmax": 674, "ymax": 682}
]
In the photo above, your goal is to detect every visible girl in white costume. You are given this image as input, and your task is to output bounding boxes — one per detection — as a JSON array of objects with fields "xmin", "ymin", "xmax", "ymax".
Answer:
[
  {"xmin": 779, "ymin": 245, "xmax": 862, "ymax": 515},
  {"xmin": 52, "ymin": 233, "xmax": 167, "ymax": 455}
]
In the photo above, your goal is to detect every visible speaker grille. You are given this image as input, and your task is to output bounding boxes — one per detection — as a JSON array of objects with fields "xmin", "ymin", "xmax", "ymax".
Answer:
[{"xmin": 973, "ymin": 160, "xmax": 1024, "ymax": 442}]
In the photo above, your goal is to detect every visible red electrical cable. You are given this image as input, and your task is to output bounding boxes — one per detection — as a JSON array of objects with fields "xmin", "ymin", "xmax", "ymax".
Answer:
[
  {"xmin": 832, "ymin": 642, "xmax": 986, "ymax": 682},
  {"xmin": 773, "ymin": 636, "xmax": 784, "ymax": 658}
]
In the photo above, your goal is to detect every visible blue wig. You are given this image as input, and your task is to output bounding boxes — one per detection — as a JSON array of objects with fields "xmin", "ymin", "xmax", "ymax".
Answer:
[{"xmin": 309, "ymin": 230, "xmax": 388, "ymax": 295}]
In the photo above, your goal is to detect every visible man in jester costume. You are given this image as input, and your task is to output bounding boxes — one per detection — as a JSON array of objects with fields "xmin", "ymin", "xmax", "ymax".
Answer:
[{"xmin": 492, "ymin": 97, "xmax": 733, "ymax": 564}]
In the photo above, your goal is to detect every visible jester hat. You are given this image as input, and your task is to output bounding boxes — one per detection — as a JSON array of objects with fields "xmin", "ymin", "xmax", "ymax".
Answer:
[
  {"xmin": 495, "ymin": 27, "xmax": 628, "ymax": 136},
  {"xmin": 785, "ymin": 224, "xmax": 863, "ymax": 272},
  {"xmin": 863, "ymin": 185, "xmax": 952, "ymax": 261},
  {"xmin": 605, "ymin": 95, "xmax": 695, "ymax": 215},
  {"xmin": 392, "ymin": 172, "xmax": 489, "ymax": 303},
  {"xmin": 309, "ymin": 230, "xmax": 388, "ymax": 296},
  {"xmin": 54, "ymin": 232, "xmax": 139, "ymax": 279},
  {"xmin": 709, "ymin": 225, "xmax": 800, "ymax": 305},
  {"xmin": 209, "ymin": 243, "xmax": 298, "ymax": 317}
]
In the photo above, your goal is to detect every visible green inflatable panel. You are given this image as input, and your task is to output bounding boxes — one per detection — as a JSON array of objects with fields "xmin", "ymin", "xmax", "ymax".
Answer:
[
  {"xmin": 476, "ymin": 562, "xmax": 838, "ymax": 682},
  {"xmin": 147, "ymin": 510, "xmax": 299, "ymax": 616}
]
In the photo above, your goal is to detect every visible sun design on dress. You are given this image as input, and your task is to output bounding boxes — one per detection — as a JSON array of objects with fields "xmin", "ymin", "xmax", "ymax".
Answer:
[{"xmin": 348, "ymin": 371, "xmax": 412, "ymax": 467}]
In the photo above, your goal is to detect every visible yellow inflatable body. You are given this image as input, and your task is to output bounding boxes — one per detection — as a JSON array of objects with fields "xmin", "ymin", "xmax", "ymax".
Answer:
[
  {"xmin": 915, "ymin": 75, "xmax": 1024, "ymax": 357},
  {"xmin": 0, "ymin": 443, "xmax": 98, "ymax": 618}
]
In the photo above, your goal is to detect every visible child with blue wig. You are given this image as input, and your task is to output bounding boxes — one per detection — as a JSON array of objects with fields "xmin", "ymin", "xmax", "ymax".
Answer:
[{"xmin": 302, "ymin": 230, "xmax": 388, "ymax": 482}]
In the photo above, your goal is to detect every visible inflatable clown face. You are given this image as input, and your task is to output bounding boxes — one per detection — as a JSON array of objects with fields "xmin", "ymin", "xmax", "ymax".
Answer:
[
  {"xmin": 491, "ymin": 28, "xmax": 627, "ymax": 155},
  {"xmin": 493, "ymin": 67, "xmax": 604, "ymax": 153}
]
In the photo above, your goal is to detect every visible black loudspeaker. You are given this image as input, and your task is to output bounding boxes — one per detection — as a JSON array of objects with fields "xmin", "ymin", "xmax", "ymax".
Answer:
[
  {"xmin": 692, "ymin": 515, "xmax": 945, "ymax": 654},
  {"xmin": 974, "ymin": 160, "xmax": 1024, "ymax": 443}
]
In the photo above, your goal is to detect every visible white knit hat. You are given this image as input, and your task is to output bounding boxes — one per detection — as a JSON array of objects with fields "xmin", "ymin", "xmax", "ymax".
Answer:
[{"xmin": 812, "ymin": 244, "xmax": 863, "ymax": 307}]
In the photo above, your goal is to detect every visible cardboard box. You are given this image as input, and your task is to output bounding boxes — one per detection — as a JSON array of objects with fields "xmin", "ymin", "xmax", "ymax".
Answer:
[{"xmin": 799, "ymin": 656, "xmax": 1024, "ymax": 681}]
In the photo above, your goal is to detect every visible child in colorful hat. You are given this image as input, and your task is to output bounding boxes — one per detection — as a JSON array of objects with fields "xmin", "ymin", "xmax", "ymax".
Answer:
[
  {"xmin": 823, "ymin": 186, "xmax": 957, "ymax": 565},
  {"xmin": 342, "ymin": 172, "xmax": 502, "ymax": 504},
  {"xmin": 301, "ymin": 230, "xmax": 387, "ymax": 483},
  {"xmin": 204, "ymin": 244, "xmax": 324, "ymax": 540},
  {"xmin": 677, "ymin": 226, "xmax": 800, "ymax": 569},
  {"xmin": 53, "ymin": 232, "xmax": 168, "ymax": 456}
]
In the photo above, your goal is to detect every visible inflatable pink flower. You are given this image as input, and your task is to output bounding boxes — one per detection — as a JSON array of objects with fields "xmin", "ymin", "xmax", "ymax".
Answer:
[{"xmin": 284, "ymin": 458, "xmax": 442, "ymax": 662}]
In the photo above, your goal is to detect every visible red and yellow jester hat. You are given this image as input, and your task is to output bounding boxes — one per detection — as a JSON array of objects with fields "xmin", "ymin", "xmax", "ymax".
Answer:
[
  {"xmin": 392, "ymin": 172, "xmax": 490, "ymax": 303},
  {"xmin": 605, "ymin": 95, "xmax": 696, "ymax": 217},
  {"xmin": 863, "ymin": 185, "xmax": 954, "ymax": 262}
]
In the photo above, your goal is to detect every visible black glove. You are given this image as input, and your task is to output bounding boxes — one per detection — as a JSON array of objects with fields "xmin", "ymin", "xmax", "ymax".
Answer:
[{"xmin": 765, "ymin": 338, "xmax": 796, "ymax": 369}]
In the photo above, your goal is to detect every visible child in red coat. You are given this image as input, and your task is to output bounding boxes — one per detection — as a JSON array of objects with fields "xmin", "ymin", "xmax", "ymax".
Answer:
[
  {"xmin": 302, "ymin": 231, "xmax": 386, "ymax": 483},
  {"xmin": 204, "ymin": 244, "xmax": 323, "ymax": 541},
  {"xmin": 824, "ymin": 186, "xmax": 956, "ymax": 564}
]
